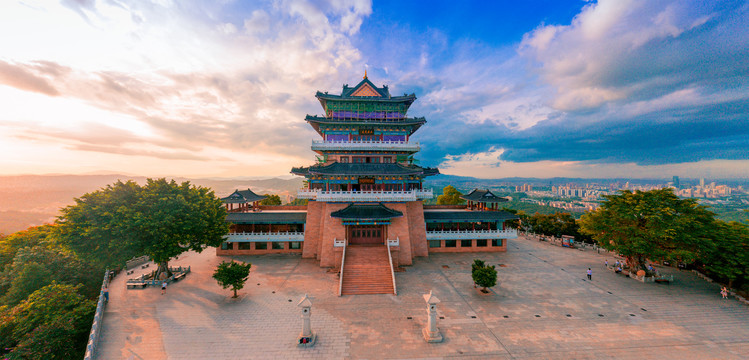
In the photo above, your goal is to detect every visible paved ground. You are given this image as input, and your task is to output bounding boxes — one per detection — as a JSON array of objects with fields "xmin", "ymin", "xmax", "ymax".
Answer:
[{"xmin": 97, "ymin": 235, "xmax": 749, "ymax": 359}]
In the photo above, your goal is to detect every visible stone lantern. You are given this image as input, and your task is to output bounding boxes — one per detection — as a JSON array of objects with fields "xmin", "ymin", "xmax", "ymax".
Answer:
[
  {"xmin": 422, "ymin": 291, "xmax": 443, "ymax": 343},
  {"xmin": 297, "ymin": 294, "xmax": 317, "ymax": 347}
]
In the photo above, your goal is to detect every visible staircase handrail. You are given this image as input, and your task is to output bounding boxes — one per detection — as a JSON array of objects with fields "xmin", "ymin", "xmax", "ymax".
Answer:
[
  {"xmin": 338, "ymin": 238, "xmax": 347, "ymax": 296},
  {"xmin": 386, "ymin": 237, "xmax": 397, "ymax": 295}
]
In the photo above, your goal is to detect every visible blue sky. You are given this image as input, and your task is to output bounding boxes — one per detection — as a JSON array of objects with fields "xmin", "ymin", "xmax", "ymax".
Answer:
[{"xmin": 0, "ymin": 0, "xmax": 747, "ymax": 179}]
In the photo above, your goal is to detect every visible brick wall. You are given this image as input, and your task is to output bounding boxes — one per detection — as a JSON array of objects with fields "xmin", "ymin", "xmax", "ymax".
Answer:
[
  {"xmin": 384, "ymin": 202, "xmax": 413, "ymax": 266},
  {"xmin": 258, "ymin": 205, "xmax": 308, "ymax": 211},
  {"xmin": 407, "ymin": 201, "xmax": 428, "ymax": 258},
  {"xmin": 319, "ymin": 203, "xmax": 348, "ymax": 267},
  {"xmin": 427, "ymin": 239, "xmax": 508, "ymax": 253},
  {"xmin": 215, "ymin": 241, "xmax": 304, "ymax": 256},
  {"xmin": 303, "ymin": 201, "xmax": 323, "ymax": 259}
]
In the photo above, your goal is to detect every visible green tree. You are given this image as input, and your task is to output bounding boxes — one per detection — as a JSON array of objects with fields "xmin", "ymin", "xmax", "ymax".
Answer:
[
  {"xmin": 0, "ymin": 225, "xmax": 55, "ymax": 270},
  {"xmin": 524, "ymin": 212, "xmax": 578, "ymax": 237},
  {"xmin": 260, "ymin": 194, "xmax": 282, "ymax": 206},
  {"xmin": 703, "ymin": 221, "xmax": 749, "ymax": 289},
  {"xmin": 471, "ymin": 259, "xmax": 486, "ymax": 274},
  {"xmin": 286, "ymin": 198, "xmax": 309, "ymax": 206},
  {"xmin": 472, "ymin": 264, "xmax": 498, "ymax": 292},
  {"xmin": 579, "ymin": 189, "xmax": 715, "ymax": 272},
  {"xmin": 0, "ymin": 283, "xmax": 95, "ymax": 359},
  {"xmin": 134, "ymin": 179, "xmax": 229, "ymax": 278},
  {"xmin": 1, "ymin": 246, "xmax": 100, "ymax": 306},
  {"xmin": 213, "ymin": 260, "xmax": 252, "ymax": 298},
  {"xmin": 56, "ymin": 178, "xmax": 229, "ymax": 279},
  {"xmin": 437, "ymin": 185, "xmax": 464, "ymax": 205},
  {"xmin": 55, "ymin": 180, "xmax": 143, "ymax": 270}
]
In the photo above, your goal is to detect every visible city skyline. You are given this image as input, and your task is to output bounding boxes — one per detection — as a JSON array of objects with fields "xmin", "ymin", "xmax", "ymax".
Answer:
[{"xmin": 1, "ymin": 0, "xmax": 748, "ymax": 179}]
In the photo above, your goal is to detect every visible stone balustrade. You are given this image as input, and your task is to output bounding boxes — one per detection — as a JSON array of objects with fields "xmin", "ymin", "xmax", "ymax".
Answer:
[
  {"xmin": 296, "ymin": 189, "xmax": 433, "ymax": 202},
  {"xmin": 425, "ymin": 229, "xmax": 518, "ymax": 240},
  {"xmin": 311, "ymin": 140, "xmax": 420, "ymax": 152}
]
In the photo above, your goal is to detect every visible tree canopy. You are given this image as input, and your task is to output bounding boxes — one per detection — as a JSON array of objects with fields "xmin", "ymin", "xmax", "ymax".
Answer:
[
  {"xmin": 213, "ymin": 260, "xmax": 252, "ymax": 298},
  {"xmin": 260, "ymin": 194, "xmax": 282, "ymax": 206},
  {"xmin": 471, "ymin": 259, "xmax": 497, "ymax": 292},
  {"xmin": 703, "ymin": 221, "xmax": 749, "ymax": 288},
  {"xmin": 0, "ymin": 283, "xmax": 95, "ymax": 359},
  {"xmin": 286, "ymin": 198, "xmax": 309, "ymax": 206},
  {"xmin": 579, "ymin": 189, "xmax": 715, "ymax": 271},
  {"xmin": 436, "ymin": 185, "xmax": 464, "ymax": 205},
  {"xmin": 56, "ymin": 178, "xmax": 229, "ymax": 274}
]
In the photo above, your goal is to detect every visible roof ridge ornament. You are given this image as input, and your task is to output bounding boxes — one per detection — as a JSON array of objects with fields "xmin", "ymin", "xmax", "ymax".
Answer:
[{"xmin": 364, "ymin": 69, "xmax": 367, "ymax": 79}]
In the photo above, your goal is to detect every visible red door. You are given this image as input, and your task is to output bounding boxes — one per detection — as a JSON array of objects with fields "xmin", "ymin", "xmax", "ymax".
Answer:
[{"xmin": 348, "ymin": 225, "xmax": 383, "ymax": 245}]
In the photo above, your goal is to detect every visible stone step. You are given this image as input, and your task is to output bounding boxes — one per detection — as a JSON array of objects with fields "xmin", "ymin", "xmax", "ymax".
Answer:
[{"xmin": 341, "ymin": 245, "xmax": 395, "ymax": 295}]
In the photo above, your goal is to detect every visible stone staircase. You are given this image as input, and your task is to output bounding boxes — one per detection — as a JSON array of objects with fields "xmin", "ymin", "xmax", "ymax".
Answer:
[{"xmin": 341, "ymin": 245, "xmax": 395, "ymax": 295}]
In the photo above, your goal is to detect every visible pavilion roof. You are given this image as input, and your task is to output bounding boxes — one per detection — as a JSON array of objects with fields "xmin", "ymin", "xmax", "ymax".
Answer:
[
  {"xmin": 226, "ymin": 212, "xmax": 307, "ymax": 224},
  {"xmin": 460, "ymin": 189, "xmax": 509, "ymax": 204},
  {"xmin": 304, "ymin": 115, "xmax": 426, "ymax": 134},
  {"xmin": 314, "ymin": 76, "xmax": 417, "ymax": 115},
  {"xmin": 221, "ymin": 188, "xmax": 267, "ymax": 204},
  {"xmin": 290, "ymin": 162, "xmax": 439, "ymax": 177},
  {"xmin": 330, "ymin": 203, "xmax": 403, "ymax": 221},
  {"xmin": 423, "ymin": 210, "xmax": 517, "ymax": 223}
]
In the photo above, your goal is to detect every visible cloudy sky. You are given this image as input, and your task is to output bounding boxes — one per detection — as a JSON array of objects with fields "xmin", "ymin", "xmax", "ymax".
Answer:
[{"xmin": 1, "ymin": 0, "xmax": 747, "ymax": 179}]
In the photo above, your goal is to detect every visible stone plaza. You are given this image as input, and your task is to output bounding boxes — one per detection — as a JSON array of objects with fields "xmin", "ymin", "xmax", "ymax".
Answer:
[{"xmin": 97, "ymin": 235, "xmax": 749, "ymax": 359}]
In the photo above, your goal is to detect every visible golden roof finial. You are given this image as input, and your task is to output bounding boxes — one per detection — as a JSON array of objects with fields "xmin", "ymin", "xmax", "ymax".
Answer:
[{"xmin": 364, "ymin": 69, "xmax": 367, "ymax": 79}]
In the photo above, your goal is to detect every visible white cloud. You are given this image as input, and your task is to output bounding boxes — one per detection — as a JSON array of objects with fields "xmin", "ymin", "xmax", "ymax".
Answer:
[
  {"xmin": 439, "ymin": 148, "xmax": 749, "ymax": 179},
  {"xmin": 0, "ymin": 0, "xmax": 373, "ymax": 177},
  {"xmin": 243, "ymin": 10, "xmax": 270, "ymax": 34},
  {"xmin": 519, "ymin": 0, "xmax": 724, "ymax": 111}
]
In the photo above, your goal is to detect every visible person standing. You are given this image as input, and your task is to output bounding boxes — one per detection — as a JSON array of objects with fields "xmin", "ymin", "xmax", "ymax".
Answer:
[
  {"xmin": 161, "ymin": 281, "xmax": 167, "ymax": 295},
  {"xmin": 721, "ymin": 287, "xmax": 728, "ymax": 299},
  {"xmin": 103, "ymin": 286, "xmax": 109, "ymax": 302},
  {"xmin": 587, "ymin": 268, "xmax": 592, "ymax": 280},
  {"xmin": 605, "ymin": 260, "xmax": 609, "ymax": 268}
]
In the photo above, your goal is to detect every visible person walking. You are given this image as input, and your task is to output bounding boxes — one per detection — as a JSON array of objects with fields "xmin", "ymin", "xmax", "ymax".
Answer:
[
  {"xmin": 103, "ymin": 286, "xmax": 109, "ymax": 302},
  {"xmin": 587, "ymin": 268, "xmax": 592, "ymax": 280},
  {"xmin": 605, "ymin": 259, "xmax": 608, "ymax": 268},
  {"xmin": 721, "ymin": 287, "xmax": 728, "ymax": 299},
  {"xmin": 161, "ymin": 281, "xmax": 167, "ymax": 295}
]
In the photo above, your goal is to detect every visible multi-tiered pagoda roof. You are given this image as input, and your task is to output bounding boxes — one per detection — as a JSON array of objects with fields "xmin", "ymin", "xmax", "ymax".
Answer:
[{"xmin": 291, "ymin": 162, "xmax": 439, "ymax": 177}]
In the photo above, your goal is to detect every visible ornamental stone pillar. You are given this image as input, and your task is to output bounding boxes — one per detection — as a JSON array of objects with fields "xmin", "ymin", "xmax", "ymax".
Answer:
[
  {"xmin": 297, "ymin": 294, "xmax": 317, "ymax": 347},
  {"xmin": 422, "ymin": 291, "xmax": 443, "ymax": 343}
]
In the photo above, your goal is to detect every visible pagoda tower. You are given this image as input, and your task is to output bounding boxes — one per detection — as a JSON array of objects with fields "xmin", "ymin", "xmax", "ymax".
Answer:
[{"xmin": 292, "ymin": 74, "xmax": 439, "ymax": 268}]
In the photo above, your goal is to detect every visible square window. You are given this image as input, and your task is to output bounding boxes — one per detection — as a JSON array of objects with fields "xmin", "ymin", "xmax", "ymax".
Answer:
[
  {"xmin": 445, "ymin": 240, "xmax": 457, "ymax": 248},
  {"xmin": 492, "ymin": 239, "xmax": 503, "ymax": 247},
  {"xmin": 272, "ymin": 242, "xmax": 284, "ymax": 250},
  {"xmin": 221, "ymin": 242, "xmax": 231, "ymax": 250},
  {"xmin": 289, "ymin": 242, "xmax": 301, "ymax": 249},
  {"xmin": 461, "ymin": 240, "xmax": 472, "ymax": 247},
  {"xmin": 477, "ymin": 240, "xmax": 488, "ymax": 247},
  {"xmin": 255, "ymin": 242, "xmax": 268, "ymax": 250},
  {"xmin": 340, "ymin": 156, "xmax": 349, "ymax": 163},
  {"xmin": 238, "ymin": 242, "xmax": 252, "ymax": 250},
  {"xmin": 429, "ymin": 240, "xmax": 441, "ymax": 248}
]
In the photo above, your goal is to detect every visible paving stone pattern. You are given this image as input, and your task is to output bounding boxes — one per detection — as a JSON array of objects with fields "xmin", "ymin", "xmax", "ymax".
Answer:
[{"xmin": 97, "ymin": 235, "xmax": 749, "ymax": 359}]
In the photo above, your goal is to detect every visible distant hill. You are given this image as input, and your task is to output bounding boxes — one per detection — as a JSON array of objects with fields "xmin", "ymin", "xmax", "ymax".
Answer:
[
  {"xmin": 0, "ymin": 175, "xmax": 302, "ymax": 235},
  {"xmin": 2, "ymin": 173, "xmax": 745, "ymax": 235}
]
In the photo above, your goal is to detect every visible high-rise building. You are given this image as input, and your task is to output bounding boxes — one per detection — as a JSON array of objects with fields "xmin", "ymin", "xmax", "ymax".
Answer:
[
  {"xmin": 672, "ymin": 176, "xmax": 680, "ymax": 189},
  {"xmin": 700, "ymin": 178, "xmax": 705, "ymax": 187}
]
